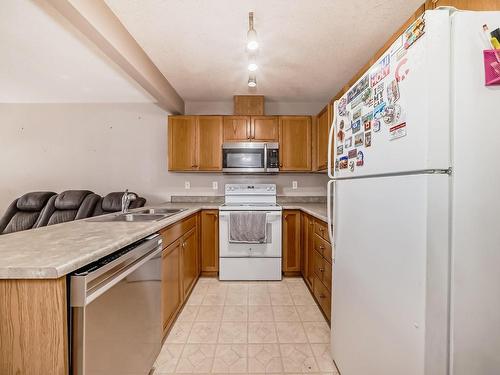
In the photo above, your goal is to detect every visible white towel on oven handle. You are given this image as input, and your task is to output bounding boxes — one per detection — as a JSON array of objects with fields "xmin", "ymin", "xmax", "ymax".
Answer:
[{"xmin": 229, "ymin": 211, "xmax": 267, "ymax": 244}]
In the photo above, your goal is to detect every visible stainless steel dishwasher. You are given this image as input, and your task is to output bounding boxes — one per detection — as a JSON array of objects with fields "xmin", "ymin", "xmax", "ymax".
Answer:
[{"xmin": 70, "ymin": 234, "xmax": 162, "ymax": 375}]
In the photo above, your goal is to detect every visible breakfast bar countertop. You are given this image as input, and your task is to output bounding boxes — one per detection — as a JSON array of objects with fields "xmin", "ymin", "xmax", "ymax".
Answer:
[{"xmin": 0, "ymin": 202, "xmax": 327, "ymax": 279}]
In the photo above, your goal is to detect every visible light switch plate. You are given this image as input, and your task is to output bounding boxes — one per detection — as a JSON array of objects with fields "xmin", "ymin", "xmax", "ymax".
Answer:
[
  {"xmin": 184, "ymin": 181, "xmax": 191, "ymax": 189},
  {"xmin": 292, "ymin": 181, "xmax": 298, "ymax": 189},
  {"xmin": 212, "ymin": 181, "xmax": 218, "ymax": 190}
]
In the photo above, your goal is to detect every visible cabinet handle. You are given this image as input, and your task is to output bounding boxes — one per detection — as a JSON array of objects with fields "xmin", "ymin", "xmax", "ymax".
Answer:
[
  {"xmin": 319, "ymin": 294, "xmax": 326, "ymax": 299},
  {"xmin": 320, "ymin": 245, "xmax": 325, "ymax": 250},
  {"xmin": 279, "ymin": 163, "xmax": 283, "ymax": 168},
  {"xmin": 309, "ymin": 222, "xmax": 314, "ymax": 226},
  {"xmin": 182, "ymin": 242, "xmax": 186, "ymax": 248},
  {"xmin": 319, "ymin": 268, "xmax": 324, "ymax": 272}
]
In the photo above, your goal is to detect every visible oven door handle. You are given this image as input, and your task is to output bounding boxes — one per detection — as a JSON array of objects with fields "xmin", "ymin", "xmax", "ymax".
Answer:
[{"xmin": 264, "ymin": 143, "xmax": 268, "ymax": 173}]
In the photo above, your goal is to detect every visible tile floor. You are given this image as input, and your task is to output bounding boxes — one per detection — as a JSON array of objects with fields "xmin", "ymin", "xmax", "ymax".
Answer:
[{"xmin": 154, "ymin": 277, "xmax": 339, "ymax": 374}]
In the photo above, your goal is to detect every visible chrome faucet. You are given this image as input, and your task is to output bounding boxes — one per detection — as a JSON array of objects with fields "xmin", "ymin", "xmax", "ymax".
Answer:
[{"xmin": 121, "ymin": 189, "xmax": 137, "ymax": 214}]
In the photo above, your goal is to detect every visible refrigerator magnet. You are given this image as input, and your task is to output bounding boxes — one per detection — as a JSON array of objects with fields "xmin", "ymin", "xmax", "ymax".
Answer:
[
  {"xmin": 335, "ymin": 159, "xmax": 340, "ymax": 171},
  {"xmin": 370, "ymin": 54, "xmax": 391, "ymax": 87},
  {"xmin": 353, "ymin": 107, "xmax": 362, "ymax": 121},
  {"xmin": 348, "ymin": 148, "xmax": 357, "ymax": 159},
  {"xmin": 389, "ymin": 122, "xmax": 407, "ymax": 141},
  {"xmin": 374, "ymin": 102, "xmax": 386, "ymax": 119},
  {"xmin": 373, "ymin": 82, "xmax": 385, "ymax": 107},
  {"xmin": 361, "ymin": 87, "xmax": 374, "ymax": 106},
  {"xmin": 349, "ymin": 160, "xmax": 355, "ymax": 172},
  {"xmin": 351, "ymin": 94, "xmax": 363, "ymax": 109},
  {"xmin": 347, "ymin": 75, "xmax": 369, "ymax": 103},
  {"xmin": 382, "ymin": 104, "xmax": 401, "ymax": 125},
  {"xmin": 345, "ymin": 137, "xmax": 352, "ymax": 148},
  {"xmin": 372, "ymin": 119, "xmax": 381, "ymax": 133},
  {"xmin": 396, "ymin": 58, "xmax": 410, "ymax": 82},
  {"xmin": 362, "ymin": 113, "xmax": 373, "ymax": 131},
  {"xmin": 339, "ymin": 156, "xmax": 348, "ymax": 169},
  {"xmin": 338, "ymin": 98, "xmax": 347, "ymax": 116},
  {"xmin": 351, "ymin": 119, "xmax": 361, "ymax": 134},
  {"xmin": 403, "ymin": 15, "xmax": 425, "ymax": 50},
  {"xmin": 365, "ymin": 132, "xmax": 372, "ymax": 147},
  {"xmin": 387, "ymin": 80, "xmax": 400, "ymax": 103},
  {"xmin": 356, "ymin": 151, "xmax": 364, "ymax": 166},
  {"xmin": 337, "ymin": 145, "xmax": 344, "ymax": 155},
  {"xmin": 354, "ymin": 133, "xmax": 364, "ymax": 147}
]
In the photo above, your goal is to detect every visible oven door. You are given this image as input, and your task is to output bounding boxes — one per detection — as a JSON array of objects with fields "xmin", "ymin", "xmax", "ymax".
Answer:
[
  {"xmin": 219, "ymin": 210, "xmax": 282, "ymax": 257},
  {"xmin": 222, "ymin": 142, "xmax": 266, "ymax": 173}
]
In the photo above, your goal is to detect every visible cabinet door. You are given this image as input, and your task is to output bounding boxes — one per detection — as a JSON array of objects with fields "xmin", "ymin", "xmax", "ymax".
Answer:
[
  {"xmin": 182, "ymin": 227, "xmax": 198, "ymax": 298},
  {"xmin": 223, "ymin": 116, "xmax": 250, "ymax": 141},
  {"xmin": 201, "ymin": 210, "xmax": 219, "ymax": 273},
  {"xmin": 279, "ymin": 116, "xmax": 312, "ymax": 171},
  {"xmin": 251, "ymin": 116, "xmax": 279, "ymax": 141},
  {"xmin": 162, "ymin": 240, "xmax": 182, "ymax": 333},
  {"xmin": 316, "ymin": 104, "xmax": 332, "ymax": 171},
  {"xmin": 198, "ymin": 116, "xmax": 223, "ymax": 171},
  {"xmin": 283, "ymin": 210, "xmax": 301, "ymax": 273},
  {"xmin": 168, "ymin": 116, "xmax": 197, "ymax": 170},
  {"xmin": 168, "ymin": 116, "xmax": 197, "ymax": 171},
  {"xmin": 313, "ymin": 275, "xmax": 331, "ymax": 321}
]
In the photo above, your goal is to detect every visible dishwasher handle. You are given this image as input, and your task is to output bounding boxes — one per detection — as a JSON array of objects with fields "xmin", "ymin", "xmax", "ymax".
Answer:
[{"xmin": 71, "ymin": 237, "xmax": 162, "ymax": 307}]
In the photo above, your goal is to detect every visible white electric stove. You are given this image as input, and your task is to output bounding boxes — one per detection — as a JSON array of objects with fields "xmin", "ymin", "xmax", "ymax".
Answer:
[{"xmin": 219, "ymin": 184, "xmax": 282, "ymax": 280}]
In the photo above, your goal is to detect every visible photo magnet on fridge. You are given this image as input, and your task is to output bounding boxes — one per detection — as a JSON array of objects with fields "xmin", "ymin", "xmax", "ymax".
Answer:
[
  {"xmin": 356, "ymin": 151, "xmax": 364, "ymax": 166},
  {"xmin": 362, "ymin": 113, "xmax": 373, "ymax": 131},
  {"xmin": 361, "ymin": 87, "xmax": 373, "ymax": 106},
  {"xmin": 389, "ymin": 122, "xmax": 407, "ymax": 140},
  {"xmin": 349, "ymin": 160, "xmax": 355, "ymax": 172},
  {"xmin": 345, "ymin": 137, "xmax": 352, "ymax": 148},
  {"xmin": 387, "ymin": 79, "xmax": 400, "ymax": 103},
  {"xmin": 348, "ymin": 148, "xmax": 357, "ymax": 159},
  {"xmin": 382, "ymin": 104, "xmax": 401, "ymax": 125},
  {"xmin": 403, "ymin": 15, "xmax": 425, "ymax": 50},
  {"xmin": 354, "ymin": 133, "xmax": 364, "ymax": 147},
  {"xmin": 351, "ymin": 119, "xmax": 361, "ymax": 134},
  {"xmin": 351, "ymin": 94, "xmax": 363, "ymax": 109},
  {"xmin": 335, "ymin": 159, "xmax": 340, "ymax": 171},
  {"xmin": 352, "ymin": 107, "xmax": 362, "ymax": 121},
  {"xmin": 373, "ymin": 82, "xmax": 385, "ymax": 107},
  {"xmin": 337, "ymin": 119, "xmax": 345, "ymax": 143},
  {"xmin": 372, "ymin": 119, "xmax": 381, "ymax": 133},
  {"xmin": 374, "ymin": 102, "xmax": 386, "ymax": 119},
  {"xmin": 339, "ymin": 156, "xmax": 348, "ymax": 169},
  {"xmin": 365, "ymin": 132, "xmax": 372, "ymax": 147},
  {"xmin": 338, "ymin": 98, "xmax": 347, "ymax": 116},
  {"xmin": 347, "ymin": 75, "xmax": 369, "ymax": 103},
  {"xmin": 337, "ymin": 145, "xmax": 344, "ymax": 155}
]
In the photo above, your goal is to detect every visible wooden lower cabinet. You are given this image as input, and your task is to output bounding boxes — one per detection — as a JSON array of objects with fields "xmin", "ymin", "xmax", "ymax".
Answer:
[
  {"xmin": 182, "ymin": 227, "xmax": 198, "ymax": 298},
  {"xmin": 200, "ymin": 210, "xmax": 219, "ymax": 274},
  {"xmin": 162, "ymin": 239, "xmax": 182, "ymax": 333},
  {"xmin": 282, "ymin": 210, "xmax": 302, "ymax": 274},
  {"xmin": 160, "ymin": 213, "xmax": 200, "ymax": 337},
  {"xmin": 298, "ymin": 212, "xmax": 333, "ymax": 323}
]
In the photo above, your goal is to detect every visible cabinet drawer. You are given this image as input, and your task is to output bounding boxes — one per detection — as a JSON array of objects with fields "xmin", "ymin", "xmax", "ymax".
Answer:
[
  {"xmin": 313, "ymin": 249, "xmax": 324, "ymax": 281},
  {"xmin": 314, "ymin": 220, "xmax": 330, "ymax": 243},
  {"xmin": 160, "ymin": 215, "xmax": 197, "ymax": 248},
  {"xmin": 313, "ymin": 275, "xmax": 331, "ymax": 321},
  {"xmin": 323, "ymin": 259, "xmax": 332, "ymax": 292},
  {"xmin": 313, "ymin": 234, "xmax": 332, "ymax": 263}
]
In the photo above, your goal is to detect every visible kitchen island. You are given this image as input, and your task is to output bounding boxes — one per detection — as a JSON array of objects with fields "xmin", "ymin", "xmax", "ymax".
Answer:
[{"xmin": 0, "ymin": 202, "xmax": 327, "ymax": 375}]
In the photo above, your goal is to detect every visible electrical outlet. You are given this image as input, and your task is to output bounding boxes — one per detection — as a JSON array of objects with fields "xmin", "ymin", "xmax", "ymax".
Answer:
[
  {"xmin": 212, "ymin": 181, "xmax": 218, "ymax": 190},
  {"xmin": 292, "ymin": 181, "xmax": 298, "ymax": 189},
  {"xmin": 184, "ymin": 181, "xmax": 191, "ymax": 189}
]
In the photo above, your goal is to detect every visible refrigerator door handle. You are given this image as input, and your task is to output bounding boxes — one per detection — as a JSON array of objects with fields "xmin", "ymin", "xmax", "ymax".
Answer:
[
  {"xmin": 327, "ymin": 100, "xmax": 338, "ymax": 179},
  {"xmin": 327, "ymin": 180, "xmax": 335, "ymax": 249}
]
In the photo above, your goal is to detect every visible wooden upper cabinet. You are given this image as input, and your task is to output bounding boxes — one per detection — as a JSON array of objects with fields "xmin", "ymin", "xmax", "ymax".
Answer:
[
  {"xmin": 198, "ymin": 116, "xmax": 222, "ymax": 171},
  {"xmin": 234, "ymin": 95, "xmax": 264, "ymax": 115},
  {"xmin": 279, "ymin": 116, "xmax": 312, "ymax": 171},
  {"xmin": 316, "ymin": 104, "xmax": 332, "ymax": 171},
  {"xmin": 169, "ymin": 116, "xmax": 222, "ymax": 171},
  {"xmin": 223, "ymin": 116, "xmax": 250, "ymax": 141},
  {"xmin": 168, "ymin": 116, "xmax": 197, "ymax": 171},
  {"xmin": 251, "ymin": 116, "xmax": 279, "ymax": 142},
  {"xmin": 283, "ymin": 210, "xmax": 302, "ymax": 273},
  {"xmin": 200, "ymin": 210, "xmax": 219, "ymax": 274}
]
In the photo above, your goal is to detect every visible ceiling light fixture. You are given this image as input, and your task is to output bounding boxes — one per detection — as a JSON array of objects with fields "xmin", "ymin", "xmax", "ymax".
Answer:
[
  {"xmin": 248, "ymin": 53, "xmax": 258, "ymax": 72},
  {"xmin": 248, "ymin": 73, "xmax": 257, "ymax": 87},
  {"xmin": 247, "ymin": 12, "xmax": 258, "ymax": 51}
]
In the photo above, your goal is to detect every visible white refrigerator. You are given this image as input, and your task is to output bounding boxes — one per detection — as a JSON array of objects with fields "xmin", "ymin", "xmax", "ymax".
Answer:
[{"xmin": 327, "ymin": 9, "xmax": 500, "ymax": 375}]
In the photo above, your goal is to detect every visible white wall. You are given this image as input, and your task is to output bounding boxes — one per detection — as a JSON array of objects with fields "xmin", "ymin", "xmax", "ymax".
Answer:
[
  {"xmin": 0, "ymin": 103, "xmax": 328, "ymax": 213},
  {"xmin": 185, "ymin": 100, "xmax": 325, "ymax": 115}
]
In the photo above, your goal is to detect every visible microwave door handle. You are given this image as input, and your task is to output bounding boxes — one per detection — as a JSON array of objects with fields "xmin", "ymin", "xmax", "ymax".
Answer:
[{"xmin": 263, "ymin": 143, "xmax": 268, "ymax": 172}]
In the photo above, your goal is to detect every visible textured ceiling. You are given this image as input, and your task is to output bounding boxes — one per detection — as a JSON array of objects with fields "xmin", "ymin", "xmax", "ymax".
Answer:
[
  {"xmin": 0, "ymin": 0, "xmax": 154, "ymax": 103},
  {"xmin": 105, "ymin": 0, "xmax": 423, "ymax": 102}
]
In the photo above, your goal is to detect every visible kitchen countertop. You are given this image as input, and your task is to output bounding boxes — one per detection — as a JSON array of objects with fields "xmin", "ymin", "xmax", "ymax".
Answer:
[{"xmin": 0, "ymin": 202, "xmax": 327, "ymax": 279}]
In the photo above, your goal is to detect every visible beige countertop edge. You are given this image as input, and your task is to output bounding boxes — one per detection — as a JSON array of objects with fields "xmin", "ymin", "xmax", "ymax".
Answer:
[{"xmin": 0, "ymin": 203, "xmax": 326, "ymax": 280}]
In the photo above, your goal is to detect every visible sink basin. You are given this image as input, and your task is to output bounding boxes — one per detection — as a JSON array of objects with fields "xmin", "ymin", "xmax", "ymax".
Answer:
[
  {"xmin": 87, "ymin": 213, "xmax": 168, "ymax": 222},
  {"xmin": 135, "ymin": 208, "xmax": 186, "ymax": 215}
]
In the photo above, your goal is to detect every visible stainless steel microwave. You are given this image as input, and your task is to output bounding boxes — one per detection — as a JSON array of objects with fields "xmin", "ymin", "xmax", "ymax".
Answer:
[{"xmin": 222, "ymin": 142, "xmax": 279, "ymax": 173}]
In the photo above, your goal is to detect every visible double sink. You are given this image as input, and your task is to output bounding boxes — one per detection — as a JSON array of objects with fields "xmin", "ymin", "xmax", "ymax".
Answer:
[{"xmin": 88, "ymin": 208, "xmax": 186, "ymax": 222}]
